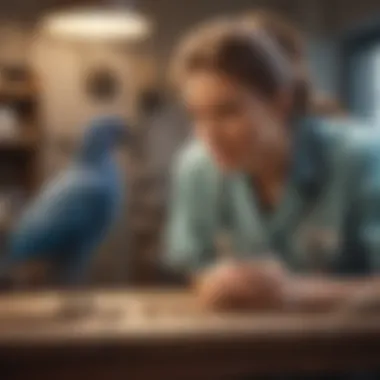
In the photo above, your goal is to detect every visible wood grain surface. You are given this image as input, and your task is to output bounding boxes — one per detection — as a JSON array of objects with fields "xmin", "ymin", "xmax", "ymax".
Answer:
[{"xmin": 0, "ymin": 289, "xmax": 379, "ymax": 379}]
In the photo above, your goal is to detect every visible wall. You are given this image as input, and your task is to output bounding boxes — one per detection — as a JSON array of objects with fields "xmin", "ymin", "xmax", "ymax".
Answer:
[{"xmin": 32, "ymin": 38, "xmax": 141, "ymax": 168}]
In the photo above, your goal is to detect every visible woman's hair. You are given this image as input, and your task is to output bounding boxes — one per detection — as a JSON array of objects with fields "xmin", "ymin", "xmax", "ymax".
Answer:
[
  {"xmin": 240, "ymin": 10, "xmax": 310, "ymax": 114},
  {"xmin": 171, "ymin": 11, "xmax": 308, "ymax": 116},
  {"xmin": 241, "ymin": 10, "xmax": 346, "ymax": 118},
  {"xmin": 241, "ymin": 9, "xmax": 304, "ymax": 62}
]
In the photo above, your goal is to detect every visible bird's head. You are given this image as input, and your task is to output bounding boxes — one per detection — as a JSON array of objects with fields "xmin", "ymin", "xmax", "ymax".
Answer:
[{"xmin": 78, "ymin": 116, "xmax": 131, "ymax": 163}]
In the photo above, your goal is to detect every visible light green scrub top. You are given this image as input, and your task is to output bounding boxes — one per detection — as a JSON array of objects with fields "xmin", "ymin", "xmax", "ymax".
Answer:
[{"xmin": 164, "ymin": 116, "xmax": 380, "ymax": 275}]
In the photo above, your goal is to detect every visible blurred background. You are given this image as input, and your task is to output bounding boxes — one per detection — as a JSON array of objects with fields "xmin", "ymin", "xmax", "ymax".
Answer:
[{"xmin": 0, "ymin": 0, "xmax": 378, "ymax": 288}]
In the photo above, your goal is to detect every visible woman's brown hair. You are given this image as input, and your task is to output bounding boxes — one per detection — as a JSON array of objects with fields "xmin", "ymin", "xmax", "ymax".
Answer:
[
  {"xmin": 241, "ymin": 10, "xmax": 304, "ymax": 62},
  {"xmin": 242, "ymin": 10, "xmax": 346, "ymax": 118},
  {"xmin": 171, "ymin": 16, "xmax": 306, "ymax": 118},
  {"xmin": 240, "ymin": 10, "xmax": 310, "ymax": 114}
]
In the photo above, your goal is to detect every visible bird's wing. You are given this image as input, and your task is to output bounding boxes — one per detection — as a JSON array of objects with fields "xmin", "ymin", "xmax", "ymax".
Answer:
[{"xmin": 9, "ymin": 172, "xmax": 111, "ymax": 262}]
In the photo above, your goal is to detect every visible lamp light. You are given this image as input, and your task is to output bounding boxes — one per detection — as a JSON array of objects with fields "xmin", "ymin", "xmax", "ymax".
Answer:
[{"xmin": 41, "ymin": 4, "xmax": 151, "ymax": 42}]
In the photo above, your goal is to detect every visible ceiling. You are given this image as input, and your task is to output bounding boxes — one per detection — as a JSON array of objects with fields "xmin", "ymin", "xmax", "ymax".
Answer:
[{"xmin": 0, "ymin": 0, "xmax": 99, "ymax": 21}]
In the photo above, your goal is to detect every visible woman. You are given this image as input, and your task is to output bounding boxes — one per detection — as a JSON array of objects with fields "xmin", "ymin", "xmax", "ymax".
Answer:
[{"xmin": 165, "ymin": 12, "xmax": 380, "ymax": 311}]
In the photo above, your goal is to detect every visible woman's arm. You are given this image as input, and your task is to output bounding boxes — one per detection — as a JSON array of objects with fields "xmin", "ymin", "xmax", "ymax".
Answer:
[
  {"xmin": 286, "ymin": 275, "xmax": 380, "ymax": 312},
  {"xmin": 196, "ymin": 263, "xmax": 380, "ymax": 313},
  {"xmin": 194, "ymin": 258, "xmax": 289, "ymax": 311},
  {"xmin": 163, "ymin": 145, "xmax": 216, "ymax": 279}
]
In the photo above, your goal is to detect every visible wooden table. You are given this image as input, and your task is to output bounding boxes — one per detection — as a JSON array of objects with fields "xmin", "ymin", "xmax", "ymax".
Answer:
[{"xmin": 0, "ymin": 289, "xmax": 379, "ymax": 380}]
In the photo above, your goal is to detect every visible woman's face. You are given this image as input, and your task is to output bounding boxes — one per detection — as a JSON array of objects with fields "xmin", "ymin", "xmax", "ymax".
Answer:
[{"xmin": 182, "ymin": 70, "xmax": 289, "ymax": 172}]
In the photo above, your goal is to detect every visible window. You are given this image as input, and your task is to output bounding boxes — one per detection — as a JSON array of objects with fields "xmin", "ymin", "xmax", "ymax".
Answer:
[{"xmin": 342, "ymin": 18, "xmax": 380, "ymax": 120}]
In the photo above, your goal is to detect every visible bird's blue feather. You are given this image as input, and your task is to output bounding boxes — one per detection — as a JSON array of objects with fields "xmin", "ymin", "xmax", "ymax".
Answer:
[{"xmin": 1, "ymin": 116, "xmax": 127, "ymax": 286}]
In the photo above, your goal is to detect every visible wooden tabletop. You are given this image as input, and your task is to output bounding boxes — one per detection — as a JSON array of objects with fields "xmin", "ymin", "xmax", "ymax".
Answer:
[{"xmin": 0, "ymin": 289, "xmax": 379, "ymax": 379}]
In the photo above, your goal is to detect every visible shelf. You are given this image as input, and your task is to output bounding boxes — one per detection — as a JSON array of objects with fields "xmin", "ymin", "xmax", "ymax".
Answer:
[
  {"xmin": 0, "ymin": 215, "xmax": 13, "ymax": 233},
  {"xmin": 0, "ymin": 134, "xmax": 38, "ymax": 153},
  {"xmin": 0, "ymin": 75, "xmax": 40, "ymax": 199},
  {"xmin": 0, "ymin": 85, "xmax": 35, "ymax": 102}
]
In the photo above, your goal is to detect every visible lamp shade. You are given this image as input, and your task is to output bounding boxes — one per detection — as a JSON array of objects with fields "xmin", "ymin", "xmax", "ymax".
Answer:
[{"xmin": 41, "ymin": 8, "xmax": 151, "ymax": 42}]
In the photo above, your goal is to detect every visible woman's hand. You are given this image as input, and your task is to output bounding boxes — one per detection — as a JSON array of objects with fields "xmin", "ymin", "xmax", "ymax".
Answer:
[
  {"xmin": 336, "ymin": 279, "xmax": 380, "ymax": 315},
  {"xmin": 194, "ymin": 259, "xmax": 289, "ymax": 311}
]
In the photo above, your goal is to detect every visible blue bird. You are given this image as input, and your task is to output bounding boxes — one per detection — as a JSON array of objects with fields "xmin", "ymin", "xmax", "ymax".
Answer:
[{"xmin": 0, "ymin": 116, "xmax": 128, "ymax": 288}]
